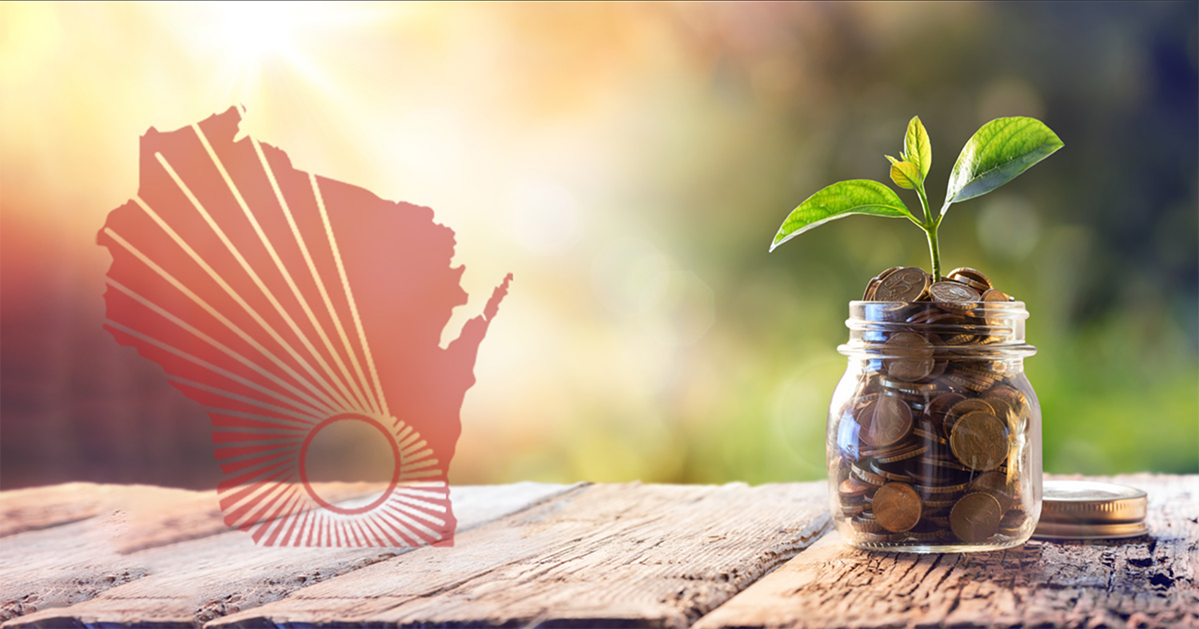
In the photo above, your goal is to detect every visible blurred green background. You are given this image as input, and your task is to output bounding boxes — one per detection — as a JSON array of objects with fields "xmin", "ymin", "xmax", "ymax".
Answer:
[{"xmin": 2, "ymin": 2, "xmax": 1196, "ymax": 488}]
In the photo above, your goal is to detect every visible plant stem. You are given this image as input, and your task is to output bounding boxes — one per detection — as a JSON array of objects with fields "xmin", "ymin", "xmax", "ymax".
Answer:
[
  {"xmin": 925, "ymin": 220, "xmax": 943, "ymax": 281},
  {"xmin": 914, "ymin": 182, "xmax": 942, "ymax": 281}
]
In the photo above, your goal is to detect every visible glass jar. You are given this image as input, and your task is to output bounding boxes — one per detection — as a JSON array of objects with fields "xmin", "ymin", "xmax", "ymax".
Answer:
[{"xmin": 827, "ymin": 300, "xmax": 1042, "ymax": 552}]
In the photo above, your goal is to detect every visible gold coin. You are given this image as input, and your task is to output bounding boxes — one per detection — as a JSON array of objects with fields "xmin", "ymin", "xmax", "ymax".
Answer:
[
  {"xmin": 924, "ymin": 392, "xmax": 966, "ymax": 433},
  {"xmin": 926, "ymin": 514, "xmax": 951, "ymax": 528},
  {"xmin": 922, "ymin": 496, "xmax": 959, "ymax": 509},
  {"xmin": 943, "ymin": 398, "xmax": 994, "ymax": 437},
  {"xmin": 842, "ymin": 503, "xmax": 867, "ymax": 517},
  {"xmin": 981, "ymin": 288, "xmax": 1013, "ymax": 302},
  {"xmin": 838, "ymin": 478, "xmax": 872, "ymax": 500},
  {"xmin": 876, "ymin": 443, "xmax": 928, "ymax": 464},
  {"xmin": 851, "ymin": 513, "xmax": 884, "ymax": 533},
  {"xmin": 864, "ymin": 268, "xmax": 904, "ymax": 301},
  {"xmin": 851, "ymin": 461, "xmax": 887, "ymax": 486},
  {"xmin": 914, "ymin": 481, "xmax": 971, "ymax": 494},
  {"xmin": 882, "ymin": 332, "xmax": 935, "ymax": 381},
  {"xmin": 998, "ymin": 509, "xmax": 1028, "ymax": 536},
  {"xmin": 946, "ymin": 373, "xmax": 992, "ymax": 393},
  {"xmin": 950, "ymin": 492, "xmax": 1003, "ymax": 543},
  {"xmin": 912, "ymin": 426, "xmax": 946, "ymax": 444},
  {"xmin": 863, "ymin": 277, "xmax": 882, "ymax": 301},
  {"xmin": 949, "ymin": 411, "xmax": 1009, "ymax": 471},
  {"xmin": 946, "ymin": 267, "xmax": 993, "ymax": 292},
  {"xmin": 870, "ymin": 460, "xmax": 913, "ymax": 482},
  {"xmin": 860, "ymin": 395, "xmax": 913, "ymax": 447},
  {"xmin": 969, "ymin": 471, "xmax": 1014, "ymax": 511},
  {"xmin": 874, "ymin": 266, "xmax": 930, "ymax": 301},
  {"xmin": 873, "ymin": 482, "xmax": 923, "ymax": 533},
  {"xmin": 879, "ymin": 378, "xmax": 939, "ymax": 396},
  {"xmin": 928, "ymin": 280, "xmax": 981, "ymax": 304},
  {"xmin": 944, "ymin": 397, "xmax": 992, "ymax": 421},
  {"xmin": 986, "ymin": 385, "xmax": 1027, "ymax": 415},
  {"xmin": 941, "ymin": 333, "xmax": 976, "ymax": 345},
  {"xmin": 982, "ymin": 397, "xmax": 1021, "ymax": 432}
]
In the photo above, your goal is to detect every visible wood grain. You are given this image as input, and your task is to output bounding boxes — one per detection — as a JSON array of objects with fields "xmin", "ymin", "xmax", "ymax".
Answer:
[
  {"xmin": 1, "ymin": 483, "xmax": 574, "ymax": 628},
  {"xmin": 5, "ymin": 477, "xmax": 1195, "ymax": 629},
  {"xmin": 0, "ymin": 483, "xmax": 133, "ymax": 537},
  {"xmin": 693, "ymin": 474, "xmax": 1199, "ymax": 629},
  {"xmin": 210, "ymin": 481, "xmax": 832, "ymax": 629},
  {"xmin": 0, "ymin": 482, "xmax": 393, "ymax": 622}
]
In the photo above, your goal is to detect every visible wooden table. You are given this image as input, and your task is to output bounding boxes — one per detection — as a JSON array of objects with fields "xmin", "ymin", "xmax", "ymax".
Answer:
[{"xmin": 1, "ymin": 475, "xmax": 1195, "ymax": 628}]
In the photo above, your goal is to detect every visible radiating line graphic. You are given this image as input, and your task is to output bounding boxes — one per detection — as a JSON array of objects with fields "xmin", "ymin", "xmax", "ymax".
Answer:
[{"xmin": 98, "ymin": 107, "xmax": 512, "ymax": 546}]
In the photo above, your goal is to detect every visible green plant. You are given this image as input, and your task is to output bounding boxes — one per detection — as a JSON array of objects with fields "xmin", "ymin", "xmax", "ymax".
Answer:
[{"xmin": 769, "ymin": 117, "xmax": 1063, "ymax": 280}]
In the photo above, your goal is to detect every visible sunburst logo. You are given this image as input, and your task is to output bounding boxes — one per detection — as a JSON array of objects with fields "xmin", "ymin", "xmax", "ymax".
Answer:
[{"xmin": 98, "ymin": 107, "xmax": 510, "ymax": 546}]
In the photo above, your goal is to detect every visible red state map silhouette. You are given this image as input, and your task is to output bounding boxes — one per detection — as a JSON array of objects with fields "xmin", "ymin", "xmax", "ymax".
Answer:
[{"xmin": 97, "ymin": 106, "xmax": 510, "ymax": 546}]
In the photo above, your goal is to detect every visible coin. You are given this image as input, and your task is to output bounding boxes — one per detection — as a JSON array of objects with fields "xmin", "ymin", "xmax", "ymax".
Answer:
[
  {"xmin": 873, "ymin": 482, "xmax": 923, "ymax": 532},
  {"xmin": 839, "ymin": 478, "xmax": 872, "ymax": 500},
  {"xmin": 876, "ymin": 442, "xmax": 928, "ymax": 464},
  {"xmin": 922, "ymin": 495, "xmax": 959, "ymax": 509},
  {"xmin": 986, "ymin": 385, "xmax": 1027, "ymax": 417},
  {"xmin": 850, "ymin": 461, "xmax": 887, "ymax": 486},
  {"xmin": 950, "ymin": 492, "xmax": 1003, "ymax": 542},
  {"xmin": 969, "ymin": 471, "xmax": 1014, "ymax": 511},
  {"xmin": 863, "ymin": 277, "xmax": 882, "ymax": 301},
  {"xmin": 998, "ymin": 509, "xmax": 1027, "ymax": 536},
  {"xmin": 870, "ymin": 460, "xmax": 913, "ymax": 483},
  {"xmin": 949, "ymin": 412, "xmax": 1009, "ymax": 471},
  {"xmin": 860, "ymin": 395, "xmax": 913, "ymax": 447},
  {"xmin": 924, "ymin": 392, "xmax": 966, "ymax": 431},
  {"xmin": 928, "ymin": 280, "xmax": 980, "ymax": 306},
  {"xmin": 842, "ymin": 502, "xmax": 867, "ymax": 517},
  {"xmin": 946, "ymin": 267, "xmax": 993, "ymax": 292},
  {"xmin": 981, "ymin": 288, "xmax": 1013, "ymax": 302},
  {"xmin": 882, "ymin": 332, "xmax": 935, "ymax": 381},
  {"xmin": 906, "ymin": 308, "xmax": 963, "ymax": 325},
  {"xmin": 945, "ymin": 373, "xmax": 991, "ymax": 392},
  {"xmin": 863, "ymin": 268, "xmax": 900, "ymax": 300},
  {"xmin": 914, "ymin": 481, "xmax": 971, "ymax": 494},
  {"xmin": 880, "ymin": 378, "xmax": 939, "ymax": 397},
  {"xmin": 941, "ymin": 333, "xmax": 976, "ymax": 345},
  {"xmin": 851, "ymin": 513, "xmax": 884, "ymax": 533},
  {"xmin": 983, "ymin": 396, "xmax": 1012, "ymax": 420},
  {"xmin": 906, "ymin": 469, "xmax": 964, "ymax": 488},
  {"xmin": 983, "ymin": 396, "xmax": 1024, "ymax": 432},
  {"xmin": 874, "ymin": 266, "xmax": 930, "ymax": 301},
  {"xmin": 943, "ymin": 398, "xmax": 994, "ymax": 437},
  {"xmin": 912, "ymin": 425, "xmax": 946, "ymax": 444}
]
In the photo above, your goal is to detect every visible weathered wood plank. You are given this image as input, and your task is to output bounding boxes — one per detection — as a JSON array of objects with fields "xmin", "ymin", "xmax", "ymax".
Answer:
[
  {"xmin": 209, "ymin": 481, "xmax": 832, "ymax": 629},
  {"xmin": 0, "ymin": 483, "xmax": 132, "ymax": 537},
  {"xmin": 0, "ymin": 482, "xmax": 386, "ymax": 623},
  {"xmin": 2, "ymin": 483, "xmax": 576, "ymax": 628},
  {"xmin": 693, "ymin": 474, "xmax": 1199, "ymax": 629}
]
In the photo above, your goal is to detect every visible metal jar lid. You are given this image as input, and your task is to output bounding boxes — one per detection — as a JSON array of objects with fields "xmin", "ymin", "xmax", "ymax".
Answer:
[{"xmin": 1032, "ymin": 480, "xmax": 1148, "ymax": 540}]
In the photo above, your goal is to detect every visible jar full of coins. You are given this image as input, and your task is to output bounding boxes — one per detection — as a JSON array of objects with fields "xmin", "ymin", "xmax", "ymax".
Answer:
[{"xmin": 828, "ymin": 266, "xmax": 1042, "ymax": 552}]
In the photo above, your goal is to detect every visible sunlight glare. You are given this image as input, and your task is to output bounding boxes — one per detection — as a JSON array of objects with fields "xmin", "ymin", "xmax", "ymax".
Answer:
[{"xmin": 213, "ymin": 1, "xmax": 300, "ymax": 63}]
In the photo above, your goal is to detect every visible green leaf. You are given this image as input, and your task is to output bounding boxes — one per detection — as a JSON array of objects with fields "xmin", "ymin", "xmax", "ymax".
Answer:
[
  {"xmin": 886, "ymin": 156, "xmax": 921, "ymax": 190},
  {"xmin": 904, "ymin": 116, "xmax": 932, "ymax": 180},
  {"xmin": 769, "ymin": 179, "xmax": 914, "ymax": 252},
  {"xmin": 944, "ymin": 117, "xmax": 1063, "ymax": 209}
]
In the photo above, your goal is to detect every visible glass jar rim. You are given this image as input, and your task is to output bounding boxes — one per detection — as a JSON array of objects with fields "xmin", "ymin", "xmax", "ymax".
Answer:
[
  {"xmin": 848, "ymin": 299, "xmax": 1029, "ymax": 311},
  {"xmin": 840, "ymin": 299, "xmax": 1035, "ymax": 359}
]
